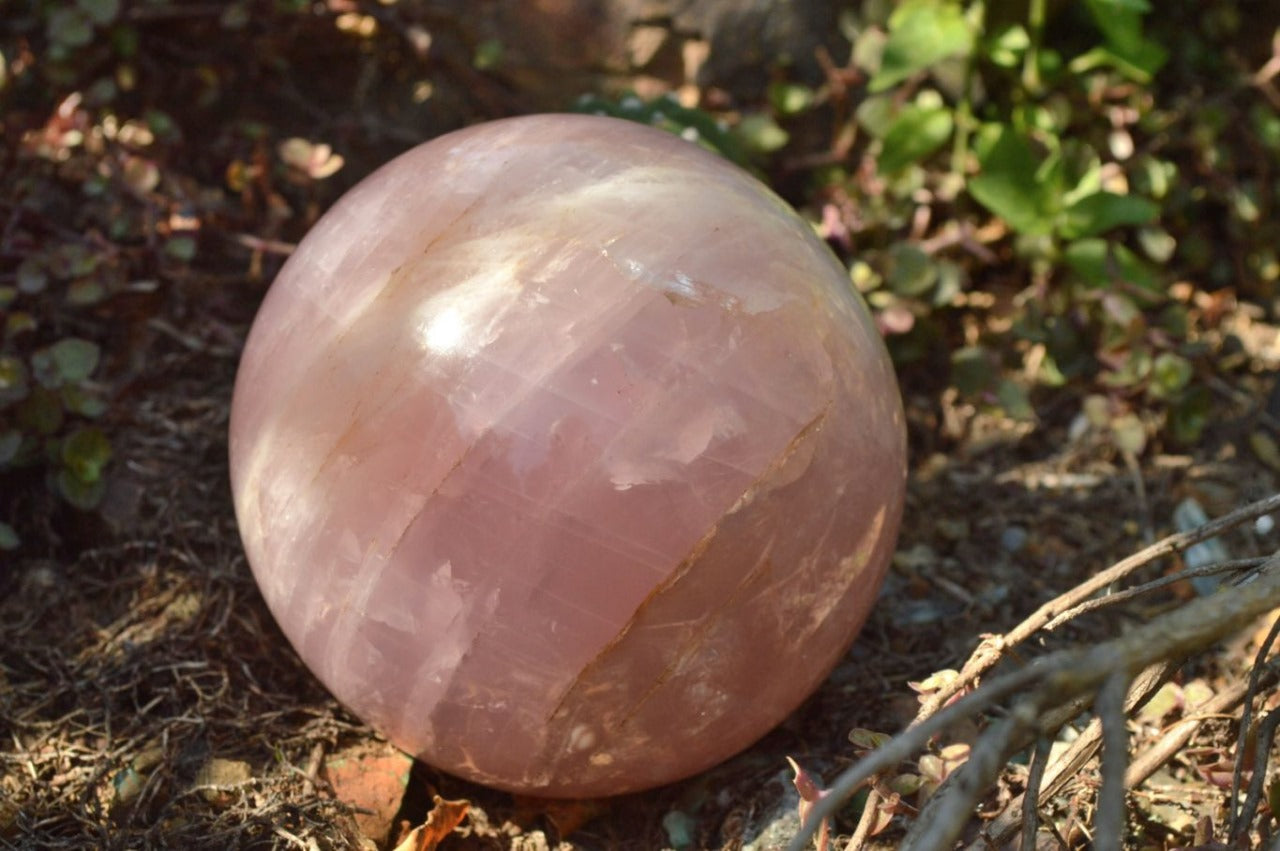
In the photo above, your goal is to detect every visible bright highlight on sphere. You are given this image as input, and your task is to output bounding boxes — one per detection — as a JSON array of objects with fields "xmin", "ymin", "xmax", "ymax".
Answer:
[{"xmin": 229, "ymin": 114, "xmax": 907, "ymax": 797}]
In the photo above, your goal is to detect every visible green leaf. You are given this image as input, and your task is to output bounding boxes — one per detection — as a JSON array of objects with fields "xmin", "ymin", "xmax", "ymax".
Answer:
[
  {"xmin": 50, "ymin": 244, "xmax": 99, "ymax": 279},
  {"xmin": 1101, "ymin": 347, "xmax": 1152, "ymax": 388},
  {"xmin": 6, "ymin": 310, "xmax": 36, "ymax": 338},
  {"xmin": 62, "ymin": 384, "xmax": 108, "ymax": 418},
  {"xmin": 1063, "ymin": 238, "xmax": 1158, "ymax": 291},
  {"xmin": 968, "ymin": 126, "xmax": 1056, "ymax": 235},
  {"xmin": 164, "ymin": 236, "xmax": 197, "ymax": 262},
  {"xmin": 986, "ymin": 25, "xmax": 1030, "ymax": 68},
  {"xmin": 1149, "ymin": 352, "xmax": 1193, "ymax": 399},
  {"xmin": 67, "ymin": 277, "xmax": 109, "ymax": 306},
  {"xmin": 0, "ymin": 429, "xmax": 20, "ymax": 465},
  {"xmin": 951, "ymin": 346, "xmax": 998, "ymax": 397},
  {"xmin": 855, "ymin": 94, "xmax": 898, "ymax": 138},
  {"xmin": 734, "ymin": 113, "xmax": 789, "ymax": 155},
  {"xmin": 49, "ymin": 338, "xmax": 101, "ymax": 383},
  {"xmin": 1090, "ymin": 0, "xmax": 1151, "ymax": 11},
  {"xmin": 0, "ymin": 522, "xmax": 18, "ymax": 551},
  {"xmin": 77, "ymin": 0, "xmax": 120, "ymax": 25},
  {"xmin": 47, "ymin": 7, "xmax": 94, "ymax": 48},
  {"xmin": 1100, "ymin": 291, "xmax": 1143, "ymax": 332},
  {"xmin": 1138, "ymin": 228, "xmax": 1177, "ymax": 263},
  {"xmin": 221, "ymin": 3, "xmax": 250, "ymax": 28},
  {"xmin": 62, "ymin": 427, "xmax": 112, "ymax": 483},
  {"xmin": 1044, "ymin": 317, "xmax": 1095, "ymax": 380},
  {"xmin": 851, "ymin": 26, "xmax": 887, "ymax": 75},
  {"xmin": 1081, "ymin": 0, "xmax": 1166, "ymax": 79},
  {"xmin": 17, "ymin": 388, "xmax": 64, "ymax": 436},
  {"xmin": 473, "ymin": 38, "xmax": 504, "ymax": 70},
  {"xmin": 996, "ymin": 379, "xmax": 1034, "ymax": 419},
  {"xmin": 1069, "ymin": 41, "xmax": 1166, "ymax": 83},
  {"xmin": 849, "ymin": 728, "xmax": 892, "ymax": 750},
  {"xmin": 31, "ymin": 349, "xmax": 60, "ymax": 389},
  {"xmin": 1168, "ymin": 385, "xmax": 1210, "ymax": 444},
  {"xmin": 886, "ymin": 243, "xmax": 938, "ymax": 296},
  {"xmin": 768, "ymin": 82, "xmax": 816, "ymax": 116},
  {"xmin": 933, "ymin": 260, "xmax": 965, "ymax": 306},
  {"xmin": 0, "ymin": 356, "xmax": 30, "ymax": 407},
  {"xmin": 17, "ymin": 258, "xmax": 48, "ymax": 294},
  {"xmin": 870, "ymin": 0, "xmax": 974, "ymax": 92},
  {"xmin": 1083, "ymin": 0, "xmax": 1145, "ymax": 52},
  {"xmin": 1110, "ymin": 412, "xmax": 1147, "ymax": 456},
  {"xmin": 145, "ymin": 110, "xmax": 177, "ymax": 140},
  {"xmin": 1059, "ymin": 192, "xmax": 1159, "ymax": 239},
  {"xmin": 878, "ymin": 105, "xmax": 954, "ymax": 174},
  {"xmin": 891, "ymin": 773, "xmax": 924, "ymax": 795},
  {"xmin": 57, "ymin": 467, "xmax": 107, "ymax": 510}
]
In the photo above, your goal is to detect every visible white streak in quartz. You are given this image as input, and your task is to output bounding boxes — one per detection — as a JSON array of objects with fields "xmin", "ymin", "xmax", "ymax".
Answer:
[
  {"xmin": 601, "ymin": 248, "xmax": 748, "ymax": 313},
  {"xmin": 605, "ymin": 403, "xmax": 747, "ymax": 490},
  {"xmin": 415, "ymin": 265, "xmax": 520, "ymax": 357}
]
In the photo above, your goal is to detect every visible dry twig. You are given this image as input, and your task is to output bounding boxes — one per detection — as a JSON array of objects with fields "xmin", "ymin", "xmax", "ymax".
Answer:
[
  {"xmin": 917, "ymin": 492, "xmax": 1280, "ymax": 720},
  {"xmin": 789, "ymin": 533, "xmax": 1280, "ymax": 851}
]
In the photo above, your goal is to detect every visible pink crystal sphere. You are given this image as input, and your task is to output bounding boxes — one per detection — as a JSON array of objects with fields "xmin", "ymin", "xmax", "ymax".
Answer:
[{"xmin": 230, "ymin": 114, "xmax": 906, "ymax": 797}]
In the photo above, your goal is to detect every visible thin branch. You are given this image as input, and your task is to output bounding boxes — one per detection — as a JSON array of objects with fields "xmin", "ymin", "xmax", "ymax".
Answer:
[
  {"xmin": 916, "ymin": 493, "xmax": 1280, "ymax": 720},
  {"xmin": 1238, "ymin": 708, "xmax": 1280, "ymax": 842},
  {"xmin": 1020, "ymin": 737, "xmax": 1052, "ymax": 851},
  {"xmin": 1094, "ymin": 670, "xmax": 1132, "ymax": 851},
  {"xmin": 1044, "ymin": 558, "xmax": 1266, "ymax": 630},
  {"xmin": 845, "ymin": 786, "xmax": 884, "ymax": 850},
  {"xmin": 789, "ymin": 552, "xmax": 1280, "ymax": 851},
  {"xmin": 979, "ymin": 641, "xmax": 1278, "ymax": 847},
  {"xmin": 1127, "ymin": 655, "xmax": 1280, "ymax": 790},
  {"xmin": 786, "ymin": 665, "xmax": 1048, "ymax": 851},
  {"xmin": 974, "ymin": 657, "xmax": 1174, "ymax": 848},
  {"xmin": 900, "ymin": 706, "xmax": 1038, "ymax": 851},
  {"xmin": 1230, "ymin": 613, "xmax": 1280, "ymax": 837}
]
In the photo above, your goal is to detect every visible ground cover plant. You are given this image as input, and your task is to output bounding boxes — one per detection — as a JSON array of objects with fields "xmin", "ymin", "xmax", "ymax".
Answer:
[{"xmin": 4, "ymin": 0, "xmax": 1280, "ymax": 848}]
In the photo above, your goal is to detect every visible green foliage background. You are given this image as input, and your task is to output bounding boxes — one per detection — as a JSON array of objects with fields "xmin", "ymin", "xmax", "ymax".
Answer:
[{"xmin": 587, "ymin": 0, "xmax": 1278, "ymax": 454}]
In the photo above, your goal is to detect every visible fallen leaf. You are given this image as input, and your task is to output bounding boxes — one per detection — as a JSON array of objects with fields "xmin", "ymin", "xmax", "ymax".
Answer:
[
  {"xmin": 512, "ymin": 795, "xmax": 606, "ymax": 837},
  {"xmin": 786, "ymin": 757, "xmax": 830, "ymax": 851},
  {"xmin": 192, "ymin": 757, "xmax": 252, "ymax": 807},
  {"xmin": 321, "ymin": 742, "xmax": 414, "ymax": 846},
  {"xmin": 1250, "ymin": 431, "xmax": 1280, "ymax": 472},
  {"xmin": 393, "ymin": 795, "xmax": 470, "ymax": 851}
]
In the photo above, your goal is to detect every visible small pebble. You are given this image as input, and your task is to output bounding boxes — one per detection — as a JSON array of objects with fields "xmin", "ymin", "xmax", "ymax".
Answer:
[{"xmin": 1001, "ymin": 526, "xmax": 1028, "ymax": 553}]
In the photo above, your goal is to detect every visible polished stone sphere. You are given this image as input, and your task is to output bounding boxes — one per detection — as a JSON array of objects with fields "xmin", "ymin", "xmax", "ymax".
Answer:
[{"xmin": 229, "ymin": 114, "xmax": 906, "ymax": 797}]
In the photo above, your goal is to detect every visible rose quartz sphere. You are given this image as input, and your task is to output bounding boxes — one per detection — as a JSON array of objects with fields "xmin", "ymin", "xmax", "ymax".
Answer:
[{"xmin": 230, "ymin": 114, "xmax": 906, "ymax": 797}]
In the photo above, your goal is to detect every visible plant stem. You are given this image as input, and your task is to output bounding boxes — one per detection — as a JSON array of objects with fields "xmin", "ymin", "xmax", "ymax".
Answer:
[
  {"xmin": 1023, "ymin": 0, "xmax": 1047, "ymax": 95},
  {"xmin": 950, "ymin": 1, "xmax": 982, "ymax": 180}
]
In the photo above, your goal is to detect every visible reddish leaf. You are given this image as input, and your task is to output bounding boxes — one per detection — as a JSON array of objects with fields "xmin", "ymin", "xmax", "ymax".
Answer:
[
  {"xmin": 321, "ymin": 743, "xmax": 413, "ymax": 846},
  {"xmin": 393, "ymin": 796, "xmax": 470, "ymax": 851},
  {"xmin": 511, "ymin": 794, "xmax": 606, "ymax": 837}
]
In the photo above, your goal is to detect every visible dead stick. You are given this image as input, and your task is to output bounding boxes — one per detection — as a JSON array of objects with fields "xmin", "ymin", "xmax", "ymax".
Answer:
[
  {"xmin": 1020, "ymin": 737, "xmax": 1052, "ymax": 851},
  {"xmin": 790, "ymin": 552, "xmax": 1280, "ymax": 851},
  {"xmin": 917, "ymin": 493, "xmax": 1280, "ymax": 720},
  {"xmin": 1094, "ymin": 670, "xmax": 1132, "ymax": 851},
  {"xmin": 976, "ymin": 660, "xmax": 1176, "ymax": 849},
  {"xmin": 1045, "ymin": 558, "xmax": 1267, "ymax": 629},
  {"xmin": 1230, "ymin": 613, "xmax": 1280, "ymax": 836},
  {"xmin": 900, "ymin": 706, "xmax": 1038, "ymax": 850}
]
